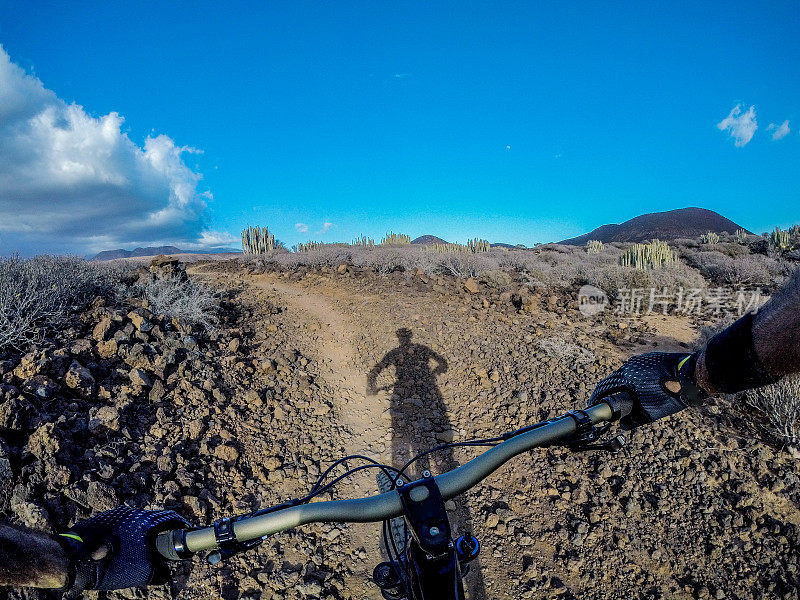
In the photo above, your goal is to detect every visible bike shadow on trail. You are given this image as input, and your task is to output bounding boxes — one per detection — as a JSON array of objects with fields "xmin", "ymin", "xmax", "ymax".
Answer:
[{"xmin": 367, "ymin": 328, "xmax": 488, "ymax": 599}]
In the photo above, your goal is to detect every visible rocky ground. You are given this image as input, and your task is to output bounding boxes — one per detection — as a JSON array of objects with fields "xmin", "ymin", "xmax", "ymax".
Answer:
[{"xmin": 1, "ymin": 257, "xmax": 798, "ymax": 600}]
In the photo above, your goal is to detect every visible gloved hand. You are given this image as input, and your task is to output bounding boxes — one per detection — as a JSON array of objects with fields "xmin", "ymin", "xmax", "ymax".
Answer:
[
  {"xmin": 57, "ymin": 506, "xmax": 189, "ymax": 597},
  {"xmin": 589, "ymin": 352, "xmax": 708, "ymax": 428}
]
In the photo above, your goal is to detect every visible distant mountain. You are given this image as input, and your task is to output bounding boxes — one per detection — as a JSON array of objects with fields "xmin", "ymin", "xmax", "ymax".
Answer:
[
  {"xmin": 411, "ymin": 235, "xmax": 448, "ymax": 245},
  {"xmin": 558, "ymin": 207, "xmax": 751, "ymax": 245},
  {"xmin": 91, "ymin": 246, "xmax": 239, "ymax": 260}
]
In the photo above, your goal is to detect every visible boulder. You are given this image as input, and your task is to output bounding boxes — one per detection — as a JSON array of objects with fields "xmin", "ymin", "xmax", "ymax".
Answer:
[
  {"xmin": 22, "ymin": 375, "xmax": 59, "ymax": 400},
  {"xmin": 128, "ymin": 309, "xmax": 154, "ymax": 334},
  {"xmin": 64, "ymin": 361, "xmax": 95, "ymax": 397},
  {"xmin": 89, "ymin": 406, "xmax": 120, "ymax": 432},
  {"xmin": 93, "ymin": 317, "xmax": 114, "ymax": 342},
  {"xmin": 464, "ymin": 278, "xmax": 480, "ymax": 294},
  {"xmin": 129, "ymin": 368, "xmax": 152, "ymax": 388},
  {"xmin": 87, "ymin": 481, "xmax": 119, "ymax": 511},
  {"xmin": 27, "ymin": 422, "xmax": 60, "ymax": 460}
]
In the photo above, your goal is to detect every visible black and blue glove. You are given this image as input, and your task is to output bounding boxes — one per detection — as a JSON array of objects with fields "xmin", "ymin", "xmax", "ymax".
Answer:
[
  {"xmin": 57, "ymin": 506, "xmax": 189, "ymax": 597},
  {"xmin": 589, "ymin": 352, "xmax": 708, "ymax": 428}
]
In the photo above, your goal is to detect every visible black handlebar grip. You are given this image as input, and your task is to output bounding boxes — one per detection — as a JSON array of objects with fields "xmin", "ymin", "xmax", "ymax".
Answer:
[
  {"xmin": 155, "ymin": 529, "xmax": 189, "ymax": 561},
  {"xmin": 602, "ymin": 391, "xmax": 634, "ymax": 421}
]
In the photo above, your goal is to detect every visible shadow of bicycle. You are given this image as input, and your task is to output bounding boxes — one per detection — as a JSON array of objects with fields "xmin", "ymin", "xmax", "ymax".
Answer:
[{"xmin": 367, "ymin": 328, "xmax": 488, "ymax": 599}]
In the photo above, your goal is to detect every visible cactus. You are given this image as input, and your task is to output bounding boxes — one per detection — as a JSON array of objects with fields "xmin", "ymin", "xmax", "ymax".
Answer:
[
  {"xmin": 380, "ymin": 233, "xmax": 411, "ymax": 246},
  {"xmin": 423, "ymin": 239, "xmax": 491, "ymax": 253},
  {"xmin": 769, "ymin": 227, "xmax": 793, "ymax": 253},
  {"xmin": 351, "ymin": 235, "xmax": 375, "ymax": 248},
  {"xmin": 241, "ymin": 226, "xmax": 275, "ymax": 254},
  {"xmin": 734, "ymin": 228, "xmax": 748, "ymax": 244},
  {"xmin": 466, "ymin": 238, "xmax": 491, "ymax": 253},
  {"xmin": 296, "ymin": 241, "xmax": 326, "ymax": 252},
  {"xmin": 619, "ymin": 239, "xmax": 677, "ymax": 270},
  {"xmin": 700, "ymin": 231, "xmax": 720, "ymax": 245},
  {"xmin": 423, "ymin": 243, "xmax": 466, "ymax": 253},
  {"xmin": 586, "ymin": 240, "xmax": 604, "ymax": 254}
]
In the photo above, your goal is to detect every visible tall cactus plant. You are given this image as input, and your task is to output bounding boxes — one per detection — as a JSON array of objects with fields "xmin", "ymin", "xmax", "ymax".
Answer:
[
  {"xmin": 734, "ymin": 228, "xmax": 748, "ymax": 244},
  {"xmin": 352, "ymin": 235, "xmax": 375, "ymax": 248},
  {"xmin": 619, "ymin": 239, "xmax": 677, "ymax": 270},
  {"xmin": 241, "ymin": 226, "xmax": 275, "ymax": 254},
  {"xmin": 466, "ymin": 238, "xmax": 491, "ymax": 253},
  {"xmin": 296, "ymin": 241, "xmax": 326, "ymax": 252},
  {"xmin": 769, "ymin": 227, "xmax": 792, "ymax": 253},
  {"xmin": 586, "ymin": 240, "xmax": 603, "ymax": 254},
  {"xmin": 700, "ymin": 231, "xmax": 720, "ymax": 245},
  {"xmin": 380, "ymin": 233, "xmax": 411, "ymax": 245}
]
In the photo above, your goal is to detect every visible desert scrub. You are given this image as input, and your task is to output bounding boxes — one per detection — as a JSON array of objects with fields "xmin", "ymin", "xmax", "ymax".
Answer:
[
  {"xmin": 130, "ymin": 275, "xmax": 219, "ymax": 331},
  {"xmin": 743, "ymin": 375, "xmax": 800, "ymax": 448},
  {"xmin": 684, "ymin": 251, "xmax": 784, "ymax": 286},
  {"xmin": 536, "ymin": 337, "xmax": 595, "ymax": 367},
  {"xmin": 0, "ymin": 255, "xmax": 108, "ymax": 351},
  {"xmin": 700, "ymin": 231, "xmax": 720, "ymax": 245}
]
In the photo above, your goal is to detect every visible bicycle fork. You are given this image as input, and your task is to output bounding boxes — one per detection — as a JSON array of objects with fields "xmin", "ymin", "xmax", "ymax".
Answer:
[{"xmin": 373, "ymin": 473, "xmax": 480, "ymax": 600}]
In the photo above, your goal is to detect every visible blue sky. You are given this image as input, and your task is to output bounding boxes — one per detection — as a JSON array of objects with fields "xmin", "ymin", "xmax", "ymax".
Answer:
[{"xmin": 0, "ymin": 1, "xmax": 798, "ymax": 254}]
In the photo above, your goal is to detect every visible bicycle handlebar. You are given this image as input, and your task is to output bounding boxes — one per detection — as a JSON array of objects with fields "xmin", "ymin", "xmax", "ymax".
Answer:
[{"xmin": 156, "ymin": 394, "xmax": 633, "ymax": 559}]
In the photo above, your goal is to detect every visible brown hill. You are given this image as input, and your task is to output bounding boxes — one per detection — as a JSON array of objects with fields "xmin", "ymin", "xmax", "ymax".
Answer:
[
  {"xmin": 411, "ymin": 235, "xmax": 448, "ymax": 245},
  {"xmin": 559, "ymin": 207, "xmax": 751, "ymax": 245}
]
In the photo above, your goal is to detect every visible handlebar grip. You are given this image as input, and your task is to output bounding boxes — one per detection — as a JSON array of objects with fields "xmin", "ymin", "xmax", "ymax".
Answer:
[{"xmin": 601, "ymin": 391, "xmax": 634, "ymax": 421}]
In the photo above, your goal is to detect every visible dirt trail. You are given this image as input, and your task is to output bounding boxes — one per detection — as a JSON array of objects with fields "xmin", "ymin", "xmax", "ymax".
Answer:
[
  {"xmin": 252, "ymin": 275, "xmax": 391, "ymax": 443},
  {"xmin": 250, "ymin": 273, "xmax": 393, "ymax": 596}
]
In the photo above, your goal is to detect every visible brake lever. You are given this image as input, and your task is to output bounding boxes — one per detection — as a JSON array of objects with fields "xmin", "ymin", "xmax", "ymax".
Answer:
[
  {"xmin": 569, "ymin": 433, "xmax": 627, "ymax": 453},
  {"xmin": 207, "ymin": 498, "xmax": 303, "ymax": 564}
]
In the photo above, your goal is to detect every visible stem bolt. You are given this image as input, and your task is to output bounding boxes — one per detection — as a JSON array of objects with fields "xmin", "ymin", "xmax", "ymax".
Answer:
[
  {"xmin": 429, "ymin": 526, "xmax": 440, "ymax": 536},
  {"xmin": 423, "ymin": 470, "xmax": 431, "ymax": 478}
]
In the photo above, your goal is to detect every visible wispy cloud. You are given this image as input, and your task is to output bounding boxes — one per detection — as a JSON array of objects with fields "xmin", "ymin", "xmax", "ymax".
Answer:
[
  {"xmin": 768, "ymin": 120, "xmax": 790, "ymax": 141},
  {"xmin": 393, "ymin": 73, "xmax": 410, "ymax": 79},
  {"xmin": 295, "ymin": 222, "xmax": 309, "ymax": 233},
  {"xmin": 0, "ymin": 44, "xmax": 231, "ymax": 255},
  {"xmin": 316, "ymin": 222, "xmax": 334, "ymax": 234},
  {"xmin": 717, "ymin": 104, "xmax": 757, "ymax": 147}
]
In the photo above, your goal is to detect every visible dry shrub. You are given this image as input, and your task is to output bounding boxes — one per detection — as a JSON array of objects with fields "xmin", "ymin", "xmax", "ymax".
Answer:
[
  {"xmin": 743, "ymin": 375, "xmax": 800, "ymax": 447},
  {"xmin": 684, "ymin": 250, "xmax": 784, "ymax": 285},
  {"xmin": 131, "ymin": 276, "xmax": 219, "ymax": 331},
  {"xmin": 536, "ymin": 337, "xmax": 595, "ymax": 366},
  {"xmin": 0, "ymin": 255, "xmax": 107, "ymax": 351}
]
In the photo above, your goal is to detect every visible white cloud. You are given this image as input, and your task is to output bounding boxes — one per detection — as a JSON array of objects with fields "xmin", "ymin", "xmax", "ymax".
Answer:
[
  {"xmin": 317, "ymin": 222, "xmax": 334, "ymax": 234},
  {"xmin": 295, "ymin": 222, "xmax": 309, "ymax": 233},
  {"xmin": 0, "ymin": 44, "xmax": 231, "ymax": 255},
  {"xmin": 716, "ymin": 104, "xmax": 757, "ymax": 147},
  {"xmin": 768, "ymin": 120, "xmax": 790, "ymax": 140}
]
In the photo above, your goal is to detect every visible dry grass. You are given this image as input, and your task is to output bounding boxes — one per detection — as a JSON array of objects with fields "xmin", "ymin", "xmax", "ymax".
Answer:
[
  {"xmin": 130, "ymin": 276, "xmax": 219, "ymax": 331},
  {"xmin": 743, "ymin": 375, "xmax": 800, "ymax": 447},
  {"xmin": 0, "ymin": 255, "xmax": 108, "ymax": 351}
]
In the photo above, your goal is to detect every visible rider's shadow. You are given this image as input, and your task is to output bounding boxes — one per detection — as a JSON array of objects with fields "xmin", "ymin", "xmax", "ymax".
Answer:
[{"xmin": 367, "ymin": 328, "xmax": 488, "ymax": 598}]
